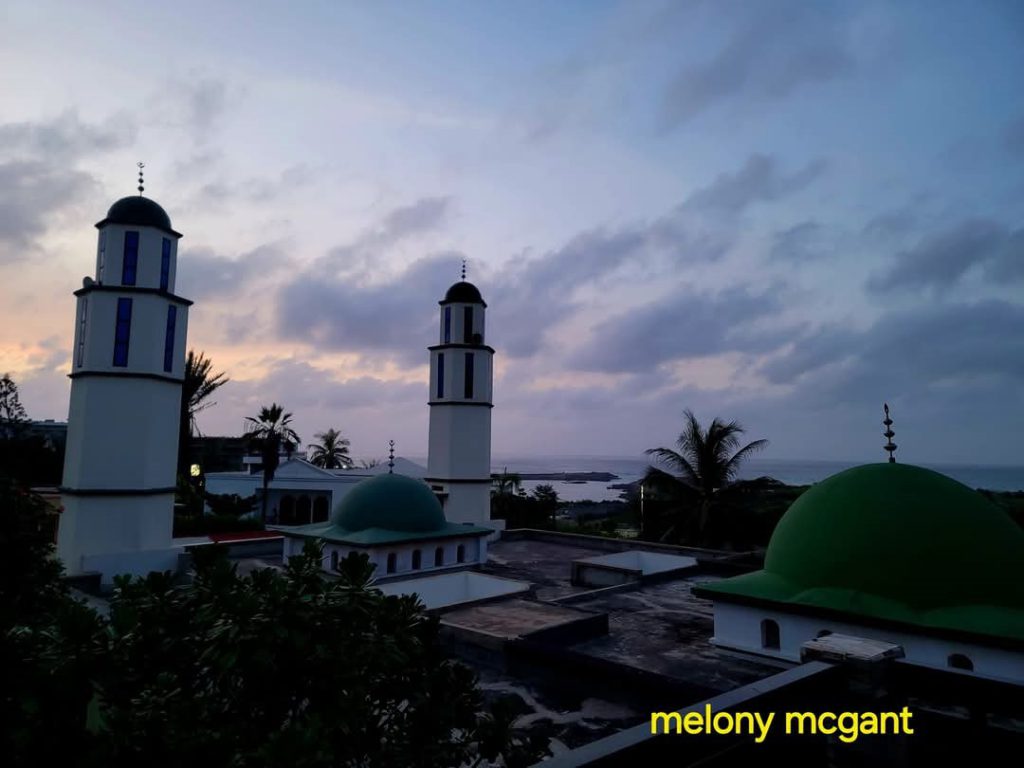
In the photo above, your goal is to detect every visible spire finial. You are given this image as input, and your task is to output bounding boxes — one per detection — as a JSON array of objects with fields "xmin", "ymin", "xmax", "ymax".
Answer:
[
  {"xmin": 137, "ymin": 162, "xmax": 145, "ymax": 195},
  {"xmin": 883, "ymin": 403, "xmax": 897, "ymax": 463},
  {"xmin": 460, "ymin": 258, "xmax": 467, "ymax": 282},
  {"xmin": 387, "ymin": 440, "xmax": 395, "ymax": 473}
]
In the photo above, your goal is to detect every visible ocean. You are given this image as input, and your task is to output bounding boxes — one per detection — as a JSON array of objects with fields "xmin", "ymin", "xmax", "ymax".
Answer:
[{"xmin": 483, "ymin": 456, "xmax": 1024, "ymax": 502}]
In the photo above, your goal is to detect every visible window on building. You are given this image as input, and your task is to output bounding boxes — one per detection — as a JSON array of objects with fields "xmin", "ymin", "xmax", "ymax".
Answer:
[
  {"xmin": 434, "ymin": 547, "xmax": 444, "ymax": 567},
  {"xmin": 412, "ymin": 549, "xmax": 422, "ymax": 570},
  {"xmin": 112, "ymin": 298, "xmax": 133, "ymax": 367},
  {"xmin": 163, "ymin": 305, "xmax": 177, "ymax": 372},
  {"xmin": 386, "ymin": 552, "xmax": 397, "ymax": 574},
  {"xmin": 313, "ymin": 496, "xmax": 329, "ymax": 523},
  {"xmin": 331, "ymin": 550, "xmax": 339, "ymax": 571},
  {"xmin": 76, "ymin": 299, "xmax": 88, "ymax": 368},
  {"xmin": 456, "ymin": 544, "xmax": 465, "ymax": 564},
  {"xmin": 464, "ymin": 352, "xmax": 474, "ymax": 398},
  {"xmin": 761, "ymin": 619, "xmax": 780, "ymax": 650},
  {"xmin": 160, "ymin": 238, "xmax": 171, "ymax": 291},
  {"xmin": 463, "ymin": 306, "xmax": 473, "ymax": 343},
  {"xmin": 443, "ymin": 306, "xmax": 451, "ymax": 343},
  {"xmin": 122, "ymin": 231, "xmax": 139, "ymax": 285},
  {"xmin": 98, "ymin": 232, "xmax": 106, "ymax": 281},
  {"xmin": 297, "ymin": 495, "xmax": 312, "ymax": 525},
  {"xmin": 436, "ymin": 353, "xmax": 445, "ymax": 398},
  {"xmin": 948, "ymin": 653, "xmax": 973, "ymax": 671}
]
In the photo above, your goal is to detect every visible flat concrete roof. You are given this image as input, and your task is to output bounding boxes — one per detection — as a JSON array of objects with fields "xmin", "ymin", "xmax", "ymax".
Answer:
[{"xmin": 442, "ymin": 598, "xmax": 597, "ymax": 640}]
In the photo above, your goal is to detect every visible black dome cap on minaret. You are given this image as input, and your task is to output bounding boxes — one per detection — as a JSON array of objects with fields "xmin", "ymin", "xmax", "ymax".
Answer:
[
  {"xmin": 95, "ymin": 196, "xmax": 181, "ymax": 238},
  {"xmin": 441, "ymin": 281, "xmax": 486, "ymax": 307}
]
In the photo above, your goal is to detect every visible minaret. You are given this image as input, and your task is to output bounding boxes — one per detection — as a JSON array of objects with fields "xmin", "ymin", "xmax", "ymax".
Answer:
[
  {"xmin": 57, "ymin": 168, "xmax": 192, "ymax": 581},
  {"xmin": 425, "ymin": 266, "xmax": 495, "ymax": 527}
]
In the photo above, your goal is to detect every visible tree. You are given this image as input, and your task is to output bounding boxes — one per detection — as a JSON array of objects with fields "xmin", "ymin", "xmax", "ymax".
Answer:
[
  {"xmin": 644, "ymin": 409, "xmax": 768, "ymax": 545},
  {"xmin": 0, "ymin": 373, "xmax": 29, "ymax": 439},
  {"xmin": 491, "ymin": 468, "xmax": 522, "ymax": 497},
  {"xmin": 245, "ymin": 404, "xmax": 301, "ymax": 525},
  {"xmin": 177, "ymin": 350, "xmax": 229, "ymax": 477},
  {"xmin": 308, "ymin": 428, "xmax": 353, "ymax": 469},
  {"xmin": 2, "ymin": 484, "xmax": 547, "ymax": 767},
  {"xmin": 532, "ymin": 484, "xmax": 560, "ymax": 528}
]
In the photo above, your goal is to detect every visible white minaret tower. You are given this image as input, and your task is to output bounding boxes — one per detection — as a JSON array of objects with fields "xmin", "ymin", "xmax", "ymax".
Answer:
[
  {"xmin": 425, "ymin": 267, "xmax": 497, "ymax": 528},
  {"xmin": 57, "ymin": 167, "xmax": 191, "ymax": 582}
]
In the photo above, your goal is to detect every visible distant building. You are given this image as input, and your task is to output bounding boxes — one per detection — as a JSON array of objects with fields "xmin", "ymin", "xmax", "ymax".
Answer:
[
  {"xmin": 189, "ymin": 435, "xmax": 250, "ymax": 473},
  {"xmin": 26, "ymin": 419, "xmax": 67, "ymax": 450},
  {"xmin": 57, "ymin": 192, "xmax": 190, "ymax": 582}
]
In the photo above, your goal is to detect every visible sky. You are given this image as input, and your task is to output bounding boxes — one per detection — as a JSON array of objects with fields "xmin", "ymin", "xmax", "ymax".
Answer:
[{"xmin": 1, "ymin": 0, "xmax": 1022, "ymax": 465}]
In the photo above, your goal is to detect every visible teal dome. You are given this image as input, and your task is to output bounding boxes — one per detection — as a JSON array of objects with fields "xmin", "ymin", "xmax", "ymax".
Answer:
[
  {"xmin": 334, "ymin": 474, "xmax": 445, "ymax": 532},
  {"xmin": 701, "ymin": 463, "xmax": 1024, "ymax": 640}
]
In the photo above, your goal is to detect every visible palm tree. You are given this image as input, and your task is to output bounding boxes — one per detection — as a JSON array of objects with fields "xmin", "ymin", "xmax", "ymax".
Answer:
[
  {"xmin": 177, "ymin": 350, "xmax": 229, "ymax": 477},
  {"xmin": 644, "ymin": 409, "xmax": 767, "ymax": 544},
  {"xmin": 308, "ymin": 428, "xmax": 353, "ymax": 469},
  {"xmin": 245, "ymin": 404, "xmax": 301, "ymax": 525}
]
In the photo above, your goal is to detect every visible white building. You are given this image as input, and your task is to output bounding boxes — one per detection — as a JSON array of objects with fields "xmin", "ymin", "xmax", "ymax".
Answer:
[
  {"xmin": 695, "ymin": 462, "xmax": 1024, "ymax": 684},
  {"xmin": 282, "ymin": 472, "xmax": 492, "ymax": 578},
  {"xmin": 205, "ymin": 455, "xmax": 427, "ymax": 525},
  {"xmin": 57, "ymin": 193, "xmax": 190, "ymax": 582},
  {"xmin": 425, "ymin": 280, "xmax": 496, "ymax": 528}
]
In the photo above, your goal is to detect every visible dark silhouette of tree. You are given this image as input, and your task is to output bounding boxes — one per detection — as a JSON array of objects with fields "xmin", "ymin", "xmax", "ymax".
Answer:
[
  {"xmin": 0, "ymin": 373, "xmax": 28, "ymax": 438},
  {"xmin": 177, "ymin": 350, "xmax": 229, "ymax": 477},
  {"xmin": 245, "ymin": 404, "xmax": 301, "ymax": 525},
  {"xmin": 308, "ymin": 428, "xmax": 352, "ymax": 469},
  {"xmin": 532, "ymin": 484, "xmax": 560, "ymax": 528},
  {"xmin": 644, "ymin": 409, "xmax": 768, "ymax": 545}
]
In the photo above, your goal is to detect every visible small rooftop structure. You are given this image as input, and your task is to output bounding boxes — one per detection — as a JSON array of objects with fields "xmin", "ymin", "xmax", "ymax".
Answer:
[
  {"xmin": 571, "ymin": 551, "xmax": 698, "ymax": 588},
  {"xmin": 377, "ymin": 570, "xmax": 529, "ymax": 610}
]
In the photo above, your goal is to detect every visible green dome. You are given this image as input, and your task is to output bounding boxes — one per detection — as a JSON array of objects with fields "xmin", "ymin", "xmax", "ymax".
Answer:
[
  {"xmin": 334, "ymin": 474, "xmax": 445, "ymax": 532},
  {"xmin": 701, "ymin": 463, "xmax": 1024, "ymax": 641},
  {"xmin": 765, "ymin": 463, "xmax": 1024, "ymax": 610}
]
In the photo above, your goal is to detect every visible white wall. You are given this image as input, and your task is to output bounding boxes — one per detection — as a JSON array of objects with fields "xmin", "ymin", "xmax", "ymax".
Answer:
[
  {"xmin": 96, "ymin": 225, "xmax": 179, "ymax": 292},
  {"xmin": 427, "ymin": 406, "xmax": 492, "ymax": 480},
  {"xmin": 285, "ymin": 535, "xmax": 487, "ymax": 577},
  {"xmin": 712, "ymin": 601, "xmax": 1024, "ymax": 684}
]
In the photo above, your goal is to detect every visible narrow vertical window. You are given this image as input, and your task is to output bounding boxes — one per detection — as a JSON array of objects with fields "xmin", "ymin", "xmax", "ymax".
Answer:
[
  {"xmin": 386, "ymin": 553, "xmax": 397, "ymax": 574},
  {"xmin": 434, "ymin": 547, "xmax": 444, "ymax": 567},
  {"xmin": 463, "ymin": 306, "xmax": 473, "ymax": 342},
  {"xmin": 112, "ymin": 298, "xmax": 133, "ymax": 367},
  {"xmin": 412, "ymin": 550, "xmax": 421, "ymax": 570},
  {"xmin": 76, "ymin": 299, "xmax": 88, "ymax": 367},
  {"xmin": 163, "ymin": 305, "xmax": 177, "ymax": 372},
  {"xmin": 436, "ymin": 353, "xmax": 445, "ymax": 398},
  {"xmin": 456, "ymin": 544, "xmax": 466, "ymax": 564},
  {"xmin": 98, "ymin": 232, "xmax": 106, "ymax": 282},
  {"xmin": 443, "ymin": 306, "xmax": 451, "ymax": 343},
  {"xmin": 464, "ymin": 352, "xmax": 474, "ymax": 398},
  {"xmin": 160, "ymin": 238, "xmax": 171, "ymax": 291},
  {"xmin": 122, "ymin": 231, "xmax": 139, "ymax": 286}
]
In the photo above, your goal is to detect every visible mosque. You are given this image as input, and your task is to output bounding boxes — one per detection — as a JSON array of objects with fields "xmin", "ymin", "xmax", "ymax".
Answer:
[{"xmin": 54, "ymin": 185, "xmax": 1024, "ymax": 763}]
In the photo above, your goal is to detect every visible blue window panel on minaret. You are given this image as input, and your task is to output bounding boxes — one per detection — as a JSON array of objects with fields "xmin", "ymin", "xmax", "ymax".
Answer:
[
  {"xmin": 464, "ymin": 352, "xmax": 474, "ymax": 398},
  {"xmin": 122, "ymin": 231, "xmax": 139, "ymax": 286},
  {"xmin": 160, "ymin": 238, "xmax": 171, "ymax": 291},
  {"xmin": 112, "ymin": 298, "xmax": 133, "ymax": 367},
  {"xmin": 463, "ymin": 306, "xmax": 473, "ymax": 342},
  {"xmin": 443, "ymin": 306, "xmax": 451, "ymax": 343},
  {"xmin": 437, "ymin": 353, "xmax": 445, "ymax": 398},
  {"xmin": 163, "ymin": 305, "xmax": 177, "ymax": 372}
]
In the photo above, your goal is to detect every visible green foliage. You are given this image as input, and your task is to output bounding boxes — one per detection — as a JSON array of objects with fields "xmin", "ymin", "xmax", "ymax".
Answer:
[
  {"xmin": 3, "ymin": 487, "xmax": 544, "ymax": 767},
  {"xmin": 178, "ymin": 350, "xmax": 230, "ymax": 476},
  {"xmin": 308, "ymin": 428, "xmax": 353, "ymax": 469},
  {"xmin": 246, "ymin": 403, "xmax": 302, "ymax": 524}
]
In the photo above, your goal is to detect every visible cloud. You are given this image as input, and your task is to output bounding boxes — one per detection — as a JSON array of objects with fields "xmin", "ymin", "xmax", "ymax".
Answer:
[
  {"xmin": 0, "ymin": 109, "xmax": 136, "ymax": 162},
  {"xmin": 571, "ymin": 287, "xmax": 783, "ymax": 373},
  {"xmin": 867, "ymin": 218, "xmax": 1023, "ymax": 292},
  {"xmin": 175, "ymin": 243, "xmax": 285, "ymax": 301},
  {"xmin": 277, "ymin": 251, "xmax": 462, "ymax": 364},
  {"xmin": 660, "ymin": 3, "xmax": 854, "ymax": 128},
  {"xmin": 0, "ymin": 161, "xmax": 95, "ymax": 251},
  {"xmin": 682, "ymin": 154, "xmax": 826, "ymax": 216},
  {"xmin": 770, "ymin": 220, "xmax": 827, "ymax": 262}
]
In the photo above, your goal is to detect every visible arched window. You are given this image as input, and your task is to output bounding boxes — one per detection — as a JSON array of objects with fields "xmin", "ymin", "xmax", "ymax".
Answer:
[
  {"xmin": 456, "ymin": 544, "xmax": 466, "ymax": 564},
  {"xmin": 386, "ymin": 553, "xmax": 397, "ymax": 574},
  {"xmin": 312, "ymin": 496, "xmax": 329, "ymax": 523},
  {"xmin": 412, "ymin": 550, "xmax": 422, "ymax": 570},
  {"xmin": 816, "ymin": 630, "xmax": 832, "ymax": 638},
  {"xmin": 280, "ymin": 495, "xmax": 296, "ymax": 525},
  {"xmin": 330, "ymin": 550, "xmax": 338, "ymax": 571},
  {"xmin": 297, "ymin": 495, "xmax": 312, "ymax": 524},
  {"xmin": 948, "ymin": 653, "xmax": 973, "ymax": 671},
  {"xmin": 761, "ymin": 619, "xmax": 780, "ymax": 650},
  {"xmin": 434, "ymin": 547, "xmax": 444, "ymax": 567}
]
